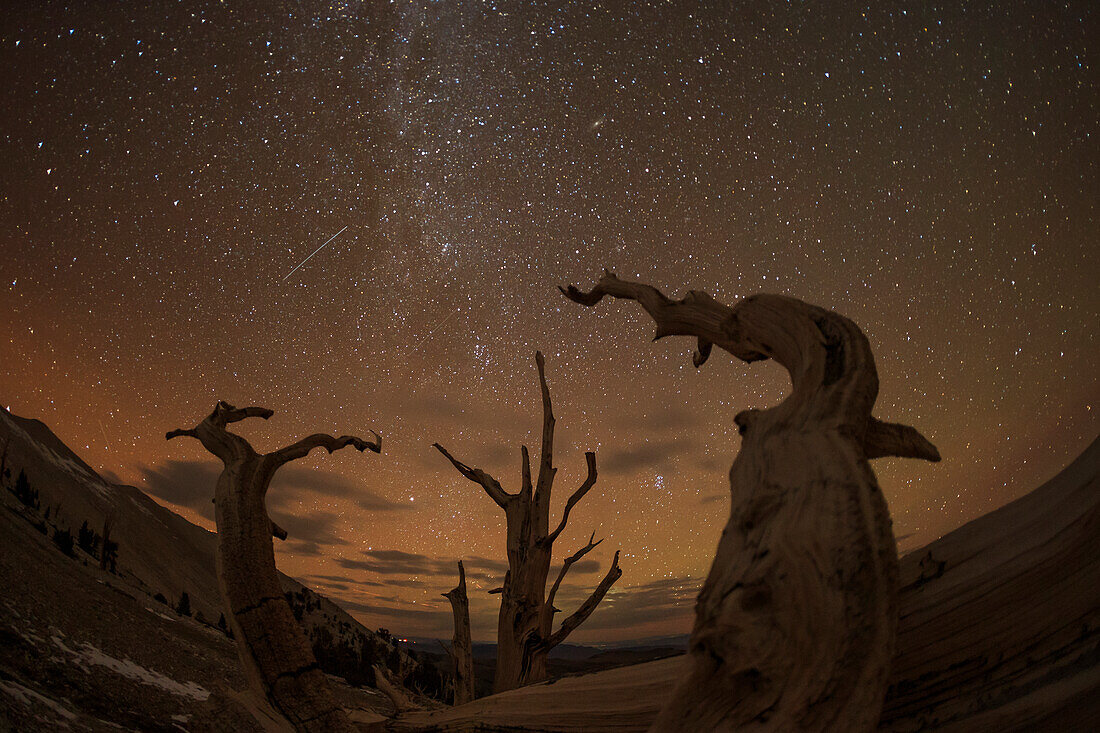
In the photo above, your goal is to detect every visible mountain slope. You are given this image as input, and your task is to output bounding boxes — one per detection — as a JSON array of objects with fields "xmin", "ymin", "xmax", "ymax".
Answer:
[{"xmin": 0, "ymin": 406, "xmax": 426, "ymax": 723}]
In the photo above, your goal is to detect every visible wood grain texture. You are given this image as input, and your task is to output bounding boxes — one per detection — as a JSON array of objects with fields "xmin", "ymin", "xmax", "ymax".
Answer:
[
  {"xmin": 443, "ymin": 561, "xmax": 475, "ymax": 706},
  {"xmin": 167, "ymin": 401, "xmax": 380, "ymax": 732},
  {"xmin": 561, "ymin": 273, "xmax": 939, "ymax": 731},
  {"xmin": 387, "ymin": 437, "xmax": 1099, "ymax": 732}
]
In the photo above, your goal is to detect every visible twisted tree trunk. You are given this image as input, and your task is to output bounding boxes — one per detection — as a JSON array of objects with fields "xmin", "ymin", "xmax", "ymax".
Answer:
[
  {"xmin": 443, "ymin": 561, "xmax": 475, "ymax": 705},
  {"xmin": 167, "ymin": 401, "xmax": 381, "ymax": 732},
  {"xmin": 433, "ymin": 352, "xmax": 621, "ymax": 693},
  {"xmin": 563, "ymin": 273, "xmax": 939, "ymax": 732}
]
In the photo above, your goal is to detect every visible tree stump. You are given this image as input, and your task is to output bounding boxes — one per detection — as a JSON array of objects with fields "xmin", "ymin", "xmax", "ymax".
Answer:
[
  {"xmin": 168, "ymin": 401, "xmax": 381, "ymax": 732},
  {"xmin": 562, "ymin": 273, "xmax": 940, "ymax": 732},
  {"xmin": 443, "ymin": 561, "xmax": 475, "ymax": 705}
]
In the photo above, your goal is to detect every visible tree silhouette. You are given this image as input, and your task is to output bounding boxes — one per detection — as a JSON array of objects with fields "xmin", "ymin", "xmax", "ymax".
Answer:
[
  {"xmin": 167, "ymin": 400, "xmax": 380, "ymax": 732},
  {"xmin": 563, "ymin": 272, "xmax": 940, "ymax": 732},
  {"xmin": 434, "ymin": 352, "xmax": 621, "ymax": 692},
  {"xmin": 176, "ymin": 591, "xmax": 191, "ymax": 617},
  {"xmin": 442, "ymin": 561, "xmax": 474, "ymax": 704}
]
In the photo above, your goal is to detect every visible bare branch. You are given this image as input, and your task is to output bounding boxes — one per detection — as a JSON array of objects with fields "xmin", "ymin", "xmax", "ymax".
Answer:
[
  {"xmin": 520, "ymin": 445, "xmax": 533, "ymax": 497},
  {"xmin": 864, "ymin": 417, "xmax": 941, "ymax": 462},
  {"xmin": 563, "ymin": 271, "xmax": 941, "ymax": 461},
  {"xmin": 546, "ymin": 532, "xmax": 603, "ymax": 613},
  {"xmin": 211, "ymin": 401, "xmax": 275, "ymax": 427},
  {"xmin": 267, "ymin": 431, "xmax": 381, "ymax": 467},
  {"xmin": 542, "ymin": 551, "xmax": 622, "ymax": 651},
  {"xmin": 443, "ymin": 560, "xmax": 467, "ymax": 601},
  {"xmin": 271, "ymin": 519, "xmax": 288, "ymax": 541},
  {"xmin": 433, "ymin": 442, "xmax": 512, "ymax": 508},
  {"xmin": 534, "ymin": 351, "xmax": 557, "ymax": 504},
  {"xmin": 165, "ymin": 428, "xmax": 197, "ymax": 441},
  {"xmin": 488, "ymin": 587, "xmax": 503, "ymax": 594},
  {"xmin": 561, "ymin": 271, "xmax": 754, "ymax": 366},
  {"xmin": 545, "ymin": 452, "xmax": 598, "ymax": 543}
]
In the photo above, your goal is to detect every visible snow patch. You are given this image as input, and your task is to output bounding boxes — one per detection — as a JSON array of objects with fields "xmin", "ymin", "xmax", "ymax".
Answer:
[
  {"xmin": 0, "ymin": 678, "xmax": 78, "ymax": 722},
  {"xmin": 50, "ymin": 634, "xmax": 209, "ymax": 701}
]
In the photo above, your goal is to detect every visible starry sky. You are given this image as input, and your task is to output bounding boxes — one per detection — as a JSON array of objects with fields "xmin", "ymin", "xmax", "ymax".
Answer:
[{"xmin": 1, "ymin": 1, "xmax": 1096, "ymax": 643}]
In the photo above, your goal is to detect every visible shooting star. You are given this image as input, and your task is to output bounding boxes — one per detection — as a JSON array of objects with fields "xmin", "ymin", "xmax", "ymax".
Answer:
[
  {"xmin": 409, "ymin": 310, "xmax": 460, "ymax": 354},
  {"xmin": 282, "ymin": 225, "xmax": 348, "ymax": 282}
]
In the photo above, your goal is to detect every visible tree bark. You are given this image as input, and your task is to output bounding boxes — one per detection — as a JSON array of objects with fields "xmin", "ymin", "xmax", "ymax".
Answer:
[
  {"xmin": 562, "ymin": 272, "xmax": 939, "ymax": 732},
  {"xmin": 433, "ymin": 352, "xmax": 621, "ymax": 693},
  {"xmin": 167, "ymin": 401, "xmax": 381, "ymax": 732},
  {"xmin": 443, "ymin": 561, "xmax": 475, "ymax": 705}
]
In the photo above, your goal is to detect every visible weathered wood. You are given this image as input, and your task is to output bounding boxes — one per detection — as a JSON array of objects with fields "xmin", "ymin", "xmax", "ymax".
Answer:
[
  {"xmin": 562, "ymin": 272, "xmax": 939, "ymax": 732},
  {"xmin": 433, "ymin": 352, "xmax": 621, "ymax": 693},
  {"xmin": 167, "ymin": 401, "xmax": 381, "ymax": 732},
  {"xmin": 374, "ymin": 665, "xmax": 418, "ymax": 715},
  {"xmin": 443, "ymin": 561, "xmax": 475, "ymax": 705},
  {"xmin": 387, "ymin": 437, "xmax": 1100, "ymax": 733}
]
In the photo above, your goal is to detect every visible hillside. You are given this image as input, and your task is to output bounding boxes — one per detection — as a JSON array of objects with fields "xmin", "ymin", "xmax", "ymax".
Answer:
[
  {"xmin": 0, "ymin": 406, "xmax": 429, "ymax": 727},
  {"xmin": 389, "ymin": 437, "xmax": 1100, "ymax": 732}
]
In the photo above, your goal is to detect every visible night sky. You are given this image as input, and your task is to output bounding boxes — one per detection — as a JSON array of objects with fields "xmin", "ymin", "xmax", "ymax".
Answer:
[{"xmin": 2, "ymin": 2, "xmax": 1096, "ymax": 642}]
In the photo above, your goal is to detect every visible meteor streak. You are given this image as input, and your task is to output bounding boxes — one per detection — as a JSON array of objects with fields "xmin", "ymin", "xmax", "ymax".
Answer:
[{"xmin": 281, "ymin": 225, "xmax": 348, "ymax": 281}]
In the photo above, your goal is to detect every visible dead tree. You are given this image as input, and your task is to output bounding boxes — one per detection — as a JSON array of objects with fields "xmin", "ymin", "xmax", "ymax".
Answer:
[
  {"xmin": 562, "ymin": 272, "xmax": 940, "ymax": 732},
  {"xmin": 99, "ymin": 512, "xmax": 117, "ymax": 573},
  {"xmin": 442, "ymin": 561, "xmax": 475, "ymax": 705},
  {"xmin": 433, "ymin": 352, "xmax": 622, "ymax": 693},
  {"xmin": 167, "ymin": 401, "xmax": 381, "ymax": 732}
]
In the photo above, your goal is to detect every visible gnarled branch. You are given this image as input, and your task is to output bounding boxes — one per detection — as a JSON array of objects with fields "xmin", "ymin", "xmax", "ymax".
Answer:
[
  {"xmin": 562, "ymin": 271, "xmax": 938, "ymax": 461},
  {"xmin": 541, "ymin": 551, "xmax": 622, "ymax": 652},
  {"xmin": 534, "ymin": 351, "xmax": 557, "ymax": 504},
  {"xmin": 267, "ymin": 431, "xmax": 381, "ymax": 468},
  {"xmin": 546, "ymin": 532, "xmax": 603, "ymax": 614},
  {"xmin": 210, "ymin": 402, "xmax": 275, "ymax": 426},
  {"xmin": 545, "ymin": 452, "xmax": 598, "ymax": 544},
  {"xmin": 520, "ymin": 445, "xmax": 533, "ymax": 497},
  {"xmin": 432, "ymin": 443, "xmax": 512, "ymax": 507},
  {"xmin": 865, "ymin": 417, "xmax": 941, "ymax": 462}
]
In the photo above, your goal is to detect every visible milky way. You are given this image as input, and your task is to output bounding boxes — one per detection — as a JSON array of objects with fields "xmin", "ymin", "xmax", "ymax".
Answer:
[{"xmin": 2, "ymin": 1, "xmax": 1096, "ymax": 641}]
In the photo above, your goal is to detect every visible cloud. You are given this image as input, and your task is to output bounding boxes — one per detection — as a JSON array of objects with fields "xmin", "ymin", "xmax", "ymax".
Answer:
[
  {"xmin": 550, "ymin": 559, "xmax": 600, "ymax": 576},
  {"xmin": 138, "ymin": 459, "xmax": 412, "ymax": 522},
  {"xmin": 307, "ymin": 574, "xmax": 357, "ymax": 584},
  {"xmin": 335, "ymin": 598, "xmax": 451, "ymax": 624},
  {"xmin": 284, "ymin": 540, "xmax": 324, "ymax": 557},
  {"xmin": 273, "ymin": 510, "xmax": 346, "ymax": 547},
  {"xmin": 613, "ymin": 405, "xmax": 700, "ymax": 433},
  {"xmin": 332, "ymin": 550, "xmax": 509, "ymax": 587},
  {"xmin": 270, "ymin": 464, "xmax": 413, "ymax": 512},
  {"xmin": 601, "ymin": 438, "xmax": 690, "ymax": 474},
  {"xmin": 557, "ymin": 575, "xmax": 700, "ymax": 632},
  {"xmin": 138, "ymin": 459, "xmax": 220, "ymax": 520}
]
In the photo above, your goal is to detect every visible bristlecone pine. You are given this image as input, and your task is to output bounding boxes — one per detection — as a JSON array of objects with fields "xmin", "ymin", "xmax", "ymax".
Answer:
[
  {"xmin": 167, "ymin": 401, "xmax": 381, "ymax": 732},
  {"xmin": 434, "ymin": 351, "xmax": 623, "ymax": 693},
  {"xmin": 562, "ymin": 272, "xmax": 940, "ymax": 732},
  {"xmin": 443, "ymin": 561, "xmax": 475, "ymax": 705}
]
